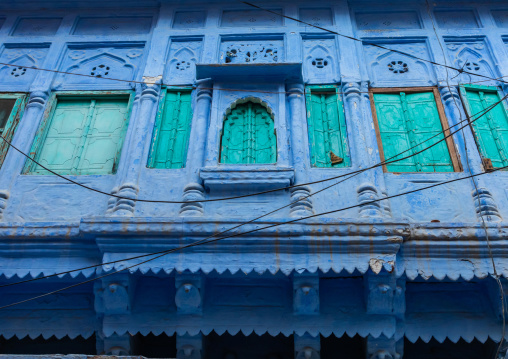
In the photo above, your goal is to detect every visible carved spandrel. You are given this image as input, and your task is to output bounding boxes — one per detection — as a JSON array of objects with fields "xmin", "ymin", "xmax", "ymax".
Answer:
[{"xmin": 53, "ymin": 45, "xmax": 145, "ymax": 89}]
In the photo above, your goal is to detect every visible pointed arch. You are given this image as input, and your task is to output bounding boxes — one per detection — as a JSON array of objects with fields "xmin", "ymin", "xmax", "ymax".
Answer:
[{"xmin": 220, "ymin": 98, "xmax": 276, "ymax": 164}]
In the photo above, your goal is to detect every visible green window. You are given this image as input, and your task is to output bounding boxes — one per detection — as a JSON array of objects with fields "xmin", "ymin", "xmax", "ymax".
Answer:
[
  {"xmin": 461, "ymin": 86, "xmax": 508, "ymax": 169},
  {"xmin": 220, "ymin": 101, "xmax": 276, "ymax": 164},
  {"xmin": 27, "ymin": 95, "xmax": 130, "ymax": 175},
  {"xmin": 148, "ymin": 89, "xmax": 193, "ymax": 169},
  {"xmin": 0, "ymin": 94, "xmax": 26, "ymax": 168},
  {"xmin": 305, "ymin": 87, "xmax": 350, "ymax": 168},
  {"xmin": 373, "ymin": 91, "xmax": 455, "ymax": 173}
]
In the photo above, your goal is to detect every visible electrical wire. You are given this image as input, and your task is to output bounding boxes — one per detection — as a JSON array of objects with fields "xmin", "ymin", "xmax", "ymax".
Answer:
[
  {"xmin": 1, "ymin": 92, "xmax": 505, "ymax": 289},
  {"xmin": 424, "ymin": 4, "xmax": 506, "ymax": 355},
  {"xmin": 0, "ymin": 163, "xmax": 506, "ymax": 310},
  {"xmin": 1, "ymin": 87, "xmax": 505, "ymax": 207}
]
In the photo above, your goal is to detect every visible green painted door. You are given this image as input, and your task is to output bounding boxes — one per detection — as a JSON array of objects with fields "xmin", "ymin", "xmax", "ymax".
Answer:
[
  {"xmin": 31, "ymin": 97, "xmax": 129, "ymax": 175},
  {"xmin": 463, "ymin": 88, "xmax": 508, "ymax": 168},
  {"xmin": 220, "ymin": 102, "xmax": 276, "ymax": 164},
  {"xmin": 148, "ymin": 90, "xmax": 193, "ymax": 169},
  {"xmin": 374, "ymin": 92, "xmax": 454, "ymax": 172},
  {"xmin": 306, "ymin": 89, "xmax": 350, "ymax": 168}
]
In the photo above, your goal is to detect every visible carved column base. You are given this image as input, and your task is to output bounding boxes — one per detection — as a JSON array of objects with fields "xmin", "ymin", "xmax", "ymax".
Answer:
[
  {"xmin": 295, "ymin": 334, "xmax": 320, "ymax": 359},
  {"xmin": 290, "ymin": 186, "xmax": 314, "ymax": 217},
  {"xmin": 177, "ymin": 333, "xmax": 203, "ymax": 359},
  {"xmin": 101, "ymin": 334, "xmax": 133, "ymax": 356},
  {"xmin": 366, "ymin": 336, "xmax": 403, "ymax": 359},
  {"xmin": 109, "ymin": 183, "xmax": 139, "ymax": 217},
  {"xmin": 472, "ymin": 188, "xmax": 502, "ymax": 222},
  {"xmin": 0, "ymin": 190, "xmax": 10, "ymax": 220},
  {"xmin": 180, "ymin": 183, "xmax": 205, "ymax": 216},
  {"xmin": 357, "ymin": 183, "xmax": 383, "ymax": 218}
]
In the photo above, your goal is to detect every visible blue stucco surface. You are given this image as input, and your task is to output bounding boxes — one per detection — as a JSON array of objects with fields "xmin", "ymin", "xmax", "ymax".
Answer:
[{"xmin": 0, "ymin": 0, "xmax": 507, "ymax": 358}]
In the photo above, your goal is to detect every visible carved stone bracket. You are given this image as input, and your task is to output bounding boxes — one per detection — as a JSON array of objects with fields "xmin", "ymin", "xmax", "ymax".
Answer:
[
  {"xmin": 180, "ymin": 183, "xmax": 206, "ymax": 216},
  {"xmin": 101, "ymin": 334, "xmax": 133, "ymax": 356},
  {"xmin": 293, "ymin": 273, "xmax": 319, "ymax": 315},
  {"xmin": 95, "ymin": 273, "xmax": 135, "ymax": 316},
  {"xmin": 365, "ymin": 272, "xmax": 405, "ymax": 318},
  {"xmin": 175, "ymin": 274, "xmax": 203, "ymax": 314}
]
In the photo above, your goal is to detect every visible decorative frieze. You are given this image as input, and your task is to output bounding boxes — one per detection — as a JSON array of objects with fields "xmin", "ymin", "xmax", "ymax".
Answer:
[
  {"xmin": 0, "ymin": 46, "xmax": 49, "ymax": 90},
  {"xmin": 165, "ymin": 40, "xmax": 202, "ymax": 85},
  {"xmin": 220, "ymin": 40, "xmax": 283, "ymax": 64},
  {"xmin": 302, "ymin": 38, "xmax": 339, "ymax": 84}
]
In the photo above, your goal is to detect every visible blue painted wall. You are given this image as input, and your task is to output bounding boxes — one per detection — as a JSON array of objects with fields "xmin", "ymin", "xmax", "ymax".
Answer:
[{"xmin": 0, "ymin": 0, "xmax": 506, "ymax": 358}]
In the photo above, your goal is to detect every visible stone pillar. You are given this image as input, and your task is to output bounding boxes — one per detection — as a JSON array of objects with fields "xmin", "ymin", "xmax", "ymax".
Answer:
[
  {"xmin": 293, "ymin": 273, "xmax": 319, "ymax": 315},
  {"xmin": 180, "ymin": 80, "xmax": 213, "ymax": 216},
  {"xmin": 0, "ymin": 91, "xmax": 49, "ymax": 220},
  {"xmin": 109, "ymin": 82, "xmax": 160, "ymax": 216},
  {"xmin": 364, "ymin": 272, "xmax": 405, "ymax": 359},
  {"xmin": 177, "ymin": 333, "xmax": 203, "ymax": 359},
  {"xmin": 95, "ymin": 273, "xmax": 135, "ymax": 355},
  {"xmin": 439, "ymin": 86, "xmax": 502, "ymax": 222},
  {"xmin": 286, "ymin": 83, "xmax": 313, "ymax": 217},
  {"xmin": 343, "ymin": 82, "xmax": 386, "ymax": 218},
  {"xmin": 295, "ymin": 334, "xmax": 320, "ymax": 359}
]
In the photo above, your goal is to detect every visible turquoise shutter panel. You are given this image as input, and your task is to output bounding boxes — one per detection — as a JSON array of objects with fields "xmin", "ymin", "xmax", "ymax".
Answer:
[
  {"xmin": 374, "ymin": 93, "xmax": 417, "ymax": 172},
  {"xmin": 78, "ymin": 99, "xmax": 129, "ymax": 174},
  {"xmin": 148, "ymin": 90, "xmax": 193, "ymax": 169},
  {"xmin": 405, "ymin": 92, "xmax": 454, "ymax": 172},
  {"xmin": 220, "ymin": 102, "xmax": 276, "ymax": 164},
  {"xmin": 464, "ymin": 89, "xmax": 508, "ymax": 168},
  {"xmin": 33, "ymin": 99, "xmax": 91, "ymax": 174},
  {"xmin": 32, "ymin": 96, "xmax": 130, "ymax": 175},
  {"xmin": 375, "ymin": 92, "xmax": 453, "ymax": 173},
  {"xmin": 306, "ymin": 89, "xmax": 349, "ymax": 168}
]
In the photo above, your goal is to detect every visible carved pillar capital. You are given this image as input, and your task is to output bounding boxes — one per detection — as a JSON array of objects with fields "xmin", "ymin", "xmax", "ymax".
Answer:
[
  {"xmin": 438, "ymin": 85, "xmax": 461, "ymax": 104},
  {"xmin": 0, "ymin": 190, "xmax": 9, "ymax": 220},
  {"xmin": 472, "ymin": 187, "xmax": 502, "ymax": 222},
  {"xmin": 26, "ymin": 91, "xmax": 50, "ymax": 109},
  {"xmin": 177, "ymin": 334, "xmax": 203, "ymax": 359},
  {"xmin": 295, "ymin": 334, "xmax": 320, "ymax": 359},
  {"xmin": 286, "ymin": 83, "xmax": 305, "ymax": 97},
  {"xmin": 357, "ymin": 183, "xmax": 384, "ymax": 218},
  {"xmin": 343, "ymin": 81, "xmax": 362, "ymax": 99}
]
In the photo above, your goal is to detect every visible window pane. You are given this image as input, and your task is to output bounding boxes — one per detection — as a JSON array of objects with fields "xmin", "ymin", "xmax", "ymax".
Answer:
[{"xmin": 0, "ymin": 99, "xmax": 16, "ymax": 131}]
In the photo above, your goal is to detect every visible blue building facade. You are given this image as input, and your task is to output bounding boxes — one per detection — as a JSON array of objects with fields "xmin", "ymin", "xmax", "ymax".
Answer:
[{"xmin": 0, "ymin": 0, "xmax": 507, "ymax": 357}]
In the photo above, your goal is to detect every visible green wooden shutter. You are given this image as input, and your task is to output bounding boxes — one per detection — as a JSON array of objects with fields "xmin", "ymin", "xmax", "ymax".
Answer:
[
  {"xmin": 32, "ymin": 96, "xmax": 129, "ymax": 175},
  {"xmin": 220, "ymin": 102, "xmax": 276, "ymax": 164},
  {"xmin": 374, "ymin": 93, "xmax": 417, "ymax": 172},
  {"xmin": 463, "ymin": 87, "xmax": 508, "ymax": 168},
  {"xmin": 405, "ymin": 92, "xmax": 454, "ymax": 172},
  {"xmin": 148, "ymin": 90, "xmax": 193, "ymax": 169},
  {"xmin": 306, "ymin": 88, "xmax": 350, "ymax": 168},
  {"xmin": 374, "ymin": 91, "xmax": 453, "ymax": 173},
  {"xmin": 78, "ymin": 99, "xmax": 129, "ymax": 174}
]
